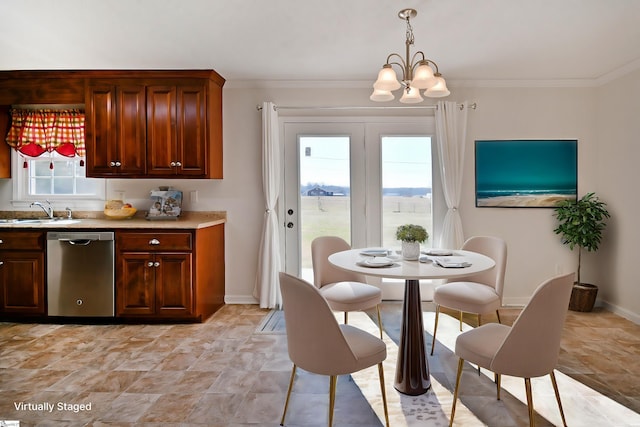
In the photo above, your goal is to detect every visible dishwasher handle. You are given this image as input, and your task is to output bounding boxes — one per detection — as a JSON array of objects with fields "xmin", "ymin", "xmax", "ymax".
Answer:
[{"xmin": 65, "ymin": 239, "xmax": 93, "ymax": 246}]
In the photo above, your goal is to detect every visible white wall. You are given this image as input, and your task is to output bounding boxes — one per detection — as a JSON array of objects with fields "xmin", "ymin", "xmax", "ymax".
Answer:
[
  {"xmin": 595, "ymin": 69, "xmax": 640, "ymax": 322},
  {"xmin": 1, "ymin": 77, "xmax": 637, "ymax": 321},
  {"xmin": 452, "ymin": 86, "xmax": 599, "ymax": 305}
]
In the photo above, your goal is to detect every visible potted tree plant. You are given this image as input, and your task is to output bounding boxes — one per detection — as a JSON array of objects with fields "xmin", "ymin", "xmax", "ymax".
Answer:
[
  {"xmin": 396, "ymin": 224, "xmax": 428, "ymax": 260},
  {"xmin": 553, "ymin": 192, "xmax": 610, "ymax": 312}
]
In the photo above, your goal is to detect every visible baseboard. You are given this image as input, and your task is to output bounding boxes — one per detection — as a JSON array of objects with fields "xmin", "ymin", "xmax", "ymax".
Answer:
[
  {"xmin": 600, "ymin": 300, "xmax": 640, "ymax": 325},
  {"xmin": 225, "ymin": 295, "xmax": 259, "ymax": 304}
]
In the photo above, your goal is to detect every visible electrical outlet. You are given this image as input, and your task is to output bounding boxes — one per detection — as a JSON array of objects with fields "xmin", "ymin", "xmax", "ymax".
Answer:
[{"xmin": 190, "ymin": 190, "xmax": 199, "ymax": 204}]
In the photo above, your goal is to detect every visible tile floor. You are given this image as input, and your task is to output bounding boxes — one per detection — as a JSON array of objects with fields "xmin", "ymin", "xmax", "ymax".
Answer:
[{"xmin": 0, "ymin": 302, "xmax": 638, "ymax": 426}]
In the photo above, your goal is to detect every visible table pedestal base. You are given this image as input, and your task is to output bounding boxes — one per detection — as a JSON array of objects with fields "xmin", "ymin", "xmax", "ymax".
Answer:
[{"xmin": 394, "ymin": 279, "xmax": 431, "ymax": 395}]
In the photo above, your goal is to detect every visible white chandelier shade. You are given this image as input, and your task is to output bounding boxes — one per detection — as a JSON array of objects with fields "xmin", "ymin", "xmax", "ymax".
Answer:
[
  {"xmin": 399, "ymin": 86, "xmax": 423, "ymax": 103},
  {"xmin": 370, "ymin": 9, "xmax": 450, "ymax": 103}
]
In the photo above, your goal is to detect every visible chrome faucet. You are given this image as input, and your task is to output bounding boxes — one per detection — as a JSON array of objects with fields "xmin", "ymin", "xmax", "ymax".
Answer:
[{"xmin": 30, "ymin": 200, "xmax": 54, "ymax": 219}]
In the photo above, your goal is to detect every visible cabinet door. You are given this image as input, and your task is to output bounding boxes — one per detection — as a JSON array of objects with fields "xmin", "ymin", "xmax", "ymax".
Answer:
[
  {"xmin": 176, "ymin": 85, "xmax": 207, "ymax": 176},
  {"xmin": 147, "ymin": 84, "xmax": 208, "ymax": 177},
  {"xmin": 116, "ymin": 85, "xmax": 147, "ymax": 175},
  {"xmin": 117, "ymin": 252, "xmax": 156, "ymax": 316},
  {"xmin": 0, "ymin": 252, "xmax": 45, "ymax": 314},
  {"xmin": 155, "ymin": 253, "xmax": 193, "ymax": 316},
  {"xmin": 85, "ymin": 84, "xmax": 118, "ymax": 176},
  {"xmin": 85, "ymin": 83, "xmax": 146, "ymax": 177},
  {"xmin": 147, "ymin": 85, "xmax": 177, "ymax": 176}
]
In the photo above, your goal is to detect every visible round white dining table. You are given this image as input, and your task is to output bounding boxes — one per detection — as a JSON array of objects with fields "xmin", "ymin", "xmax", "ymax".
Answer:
[{"xmin": 328, "ymin": 249, "xmax": 495, "ymax": 395}]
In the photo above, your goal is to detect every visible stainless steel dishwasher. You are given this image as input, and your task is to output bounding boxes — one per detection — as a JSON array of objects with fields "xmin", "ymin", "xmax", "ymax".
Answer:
[{"xmin": 47, "ymin": 231, "xmax": 115, "ymax": 317}]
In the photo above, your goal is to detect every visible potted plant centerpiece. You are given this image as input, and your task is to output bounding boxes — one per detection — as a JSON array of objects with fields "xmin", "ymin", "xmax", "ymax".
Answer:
[
  {"xmin": 553, "ymin": 192, "xmax": 610, "ymax": 312},
  {"xmin": 396, "ymin": 224, "xmax": 428, "ymax": 260}
]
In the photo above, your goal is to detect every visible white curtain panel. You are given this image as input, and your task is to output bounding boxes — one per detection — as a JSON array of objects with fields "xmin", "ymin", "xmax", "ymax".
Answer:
[
  {"xmin": 435, "ymin": 101, "xmax": 469, "ymax": 249},
  {"xmin": 254, "ymin": 101, "xmax": 282, "ymax": 308}
]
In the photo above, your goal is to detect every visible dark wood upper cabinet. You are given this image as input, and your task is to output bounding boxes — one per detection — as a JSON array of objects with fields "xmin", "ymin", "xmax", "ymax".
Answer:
[
  {"xmin": 0, "ymin": 70, "xmax": 225, "ymax": 179},
  {"xmin": 85, "ymin": 82, "xmax": 147, "ymax": 177},
  {"xmin": 147, "ymin": 84, "xmax": 208, "ymax": 177}
]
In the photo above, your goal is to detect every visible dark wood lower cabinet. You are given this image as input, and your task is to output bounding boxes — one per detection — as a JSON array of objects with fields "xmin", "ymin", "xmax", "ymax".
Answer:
[
  {"xmin": 0, "ymin": 224, "xmax": 224, "ymax": 323},
  {"xmin": 118, "ymin": 252, "xmax": 192, "ymax": 317},
  {"xmin": 116, "ymin": 225, "xmax": 224, "ymax": 321},
  {"xmin": 0, "ymin": 231, "xmax": 46, "ymax": 316}
]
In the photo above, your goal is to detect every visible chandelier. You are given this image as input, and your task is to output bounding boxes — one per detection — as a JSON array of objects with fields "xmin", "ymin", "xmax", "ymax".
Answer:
[{"xmin": 370, "ymin": 8, "xmax": 450, "ymax": 103}]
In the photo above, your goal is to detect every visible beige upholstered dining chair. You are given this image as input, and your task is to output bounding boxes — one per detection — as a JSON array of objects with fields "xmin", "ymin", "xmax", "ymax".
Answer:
[
  {"xmin": 311, "ymin": 236, "xmax": 383, "ymax": 338},
  {"xmin": 449, "ymin": 272, "xmax": 574, "ymax": 427},
  {"xmin": 278, "ymin": 272, "xmax": 390, "ymax": 427},
  {"xmin": 430, "ymin": 235, "xmax": 507, "ymax": 355}
]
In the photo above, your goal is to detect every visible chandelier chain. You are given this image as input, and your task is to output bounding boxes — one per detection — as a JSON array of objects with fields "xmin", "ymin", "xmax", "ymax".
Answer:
[{"xmin": 405, "ymin": 15, "xmax": 415, "ymax": 46}]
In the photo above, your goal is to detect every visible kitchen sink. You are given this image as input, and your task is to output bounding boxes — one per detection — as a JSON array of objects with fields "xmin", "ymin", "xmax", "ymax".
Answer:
[{"xmin": 0, "ymin": 218, "xmax": 82, "ymax": 225}]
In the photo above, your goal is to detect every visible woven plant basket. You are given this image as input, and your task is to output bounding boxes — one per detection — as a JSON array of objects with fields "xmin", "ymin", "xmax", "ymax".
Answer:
[{"xmin": 568, "ymin": 283, "xmax": 598, "ymax": 312}]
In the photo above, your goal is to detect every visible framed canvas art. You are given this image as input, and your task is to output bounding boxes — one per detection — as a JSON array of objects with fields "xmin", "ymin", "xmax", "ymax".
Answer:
[{"xmin": 475, "ymin": 139, "xmax": 577, "ymax": 208}]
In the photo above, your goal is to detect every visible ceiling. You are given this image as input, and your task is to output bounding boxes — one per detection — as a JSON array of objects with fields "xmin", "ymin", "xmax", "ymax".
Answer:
[{"xmin": 2, "ymin": 0, "xmax": 640, "ymax": 87}]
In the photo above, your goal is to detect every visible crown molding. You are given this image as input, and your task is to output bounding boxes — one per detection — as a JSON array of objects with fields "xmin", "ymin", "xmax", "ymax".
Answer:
[
  {"xmin": 225, "ymin": 61, "xmax": 640, "ymax": 90},
  {"xmin": 595, "ymin": 57, "xmax": 640, "ymax": 85}
]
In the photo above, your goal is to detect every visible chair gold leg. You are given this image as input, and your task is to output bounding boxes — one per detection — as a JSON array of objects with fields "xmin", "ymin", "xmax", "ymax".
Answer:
[
  {"xmin": 450, "ymin": 358, "xmax": 464, "ymax": 427},
  {"xmin": 378, "ymin": 362, "xmax": 390, "ymax": 427},
  {"xmin": 524, "ymin": 377, "xmax": 535, "ymax": 427},
  {"xmin": 281, "ymin": 365, "xmax": 297, "ymax": 426},
  {"xmin": 431, "ymin": 304, "xmax": 440, "ymax": 355},
  {"xmin": 496, "ymin": 373, "xmax": 501, "ymax": 400},
  {"xmin": 376, "ymin": 305, "xmax": 383, "ymax": 339},
  {"xmin": 496, "ymin": 309, "xmax": 502, "ymax": 324},
  {"xmin": 459, "ymin": 311, "xmax": 463, "ymax": 331},
  {"xmin": 344, "ymin": 311, "xmax": 348, "ymax": 324},
  {"xmin": 329, "ymin": 375, "xmax": 337, "ymax": 427},
  {"xmin": 550, "ymin": 371, "xmax": 568, "ymax": 427}
]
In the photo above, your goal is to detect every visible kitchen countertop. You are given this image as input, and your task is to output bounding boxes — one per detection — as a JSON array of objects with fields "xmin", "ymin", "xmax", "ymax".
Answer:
[{"xmin": 0, "ymin": 211, "xmax": 226, "ymax": 230}]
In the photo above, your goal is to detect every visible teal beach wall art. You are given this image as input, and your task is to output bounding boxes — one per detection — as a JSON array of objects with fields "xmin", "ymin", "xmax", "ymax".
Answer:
[{"xmin": 475, "ymin": 139, "xmax": 577, "ymax": 208}]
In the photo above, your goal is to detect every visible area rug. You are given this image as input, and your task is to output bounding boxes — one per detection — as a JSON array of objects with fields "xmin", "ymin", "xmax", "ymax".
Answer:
[
  {"xmin": 256, "ymin": 308, "xmax": 481, "ymax": 426},
  {"xmin": 255, "ymin": 309, "xmax": 286, "ymax": 334},
  {"xmin": 255, "ymin": 304, "xmax": 640, "ymax": 426}
]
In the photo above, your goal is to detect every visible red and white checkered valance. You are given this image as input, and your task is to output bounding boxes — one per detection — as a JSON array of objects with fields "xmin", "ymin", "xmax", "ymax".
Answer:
[{"xmin": 6, "ymin": 108, "xmax": 85, "ymax": 158}]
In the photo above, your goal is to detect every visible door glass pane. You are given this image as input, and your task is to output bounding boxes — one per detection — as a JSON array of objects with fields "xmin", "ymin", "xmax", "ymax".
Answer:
[
  {"xmin": 299, "ymin": 136, "xmax": 351, "ymax": 279},
  {"xmin": 381, "ymin": 136, "xmax": 432, "ymax": 249}
]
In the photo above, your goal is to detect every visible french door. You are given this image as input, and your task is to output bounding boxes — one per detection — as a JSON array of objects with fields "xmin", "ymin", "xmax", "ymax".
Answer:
[{"xmin": 281, "ymin": 118, "xmax": 437, "ymax": 294}]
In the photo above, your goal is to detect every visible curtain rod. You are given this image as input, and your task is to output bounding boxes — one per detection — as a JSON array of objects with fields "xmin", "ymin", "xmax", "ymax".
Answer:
[{"xmin": 256, "ymin": 102, "xmax": 476, "ymax": 111}]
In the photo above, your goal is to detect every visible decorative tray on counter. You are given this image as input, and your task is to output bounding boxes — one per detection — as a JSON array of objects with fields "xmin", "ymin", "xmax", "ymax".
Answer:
[{"xmin": 146, "ymin": 188, "xmax": 183, "ymax": 220}]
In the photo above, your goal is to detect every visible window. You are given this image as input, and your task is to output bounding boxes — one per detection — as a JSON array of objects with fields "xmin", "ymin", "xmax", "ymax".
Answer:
[
  {"xmin": 381, "ymin": 136, "xmax": 432, "ymax": 248},
  {"xmin": 11, "ymin": 151, "xmax": 105, "ymax": 205},
  {"xmin": 282, "ymin": 118, "xmax": 442, "ymax": 287}
]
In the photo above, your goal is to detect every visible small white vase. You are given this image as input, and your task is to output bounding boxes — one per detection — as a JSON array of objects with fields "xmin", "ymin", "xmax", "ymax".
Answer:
[{"xmin": 401, "ymin": 241, "xmax": 421, "ymax": 260}]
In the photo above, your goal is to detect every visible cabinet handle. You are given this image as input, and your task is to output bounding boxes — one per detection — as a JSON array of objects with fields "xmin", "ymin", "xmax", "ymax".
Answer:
[
  {"xmin": 109, "ymin": 161, "xmax": 116, "ymax": 167},
  {"xmin": 115, "ymin": 161, "xmax": 122, "ymax": 167},
  {"xmin": 170, "ymin": 161, "xmax": 176, "ymax": 167},
  {"xmin": 149, "ymin": 238, "xmax": 160, "ymax": 245},
  {"xmin": 0, "ymin": 261, "xmax": 3, "ymax": 266},
  {"xmin": 154, "ymin": 261, "xmax": 160, "ymax": 268},
  {"xmin": 147, "ymin": 261, "xmax": 154, "ymax": 267},
  {"xmin": 175, "ymin": 161, "xmax": 182, "ymax": 167},
  {"xmin": 0, "ymin": 239, "xmax": 3, "ymax": 244}
]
